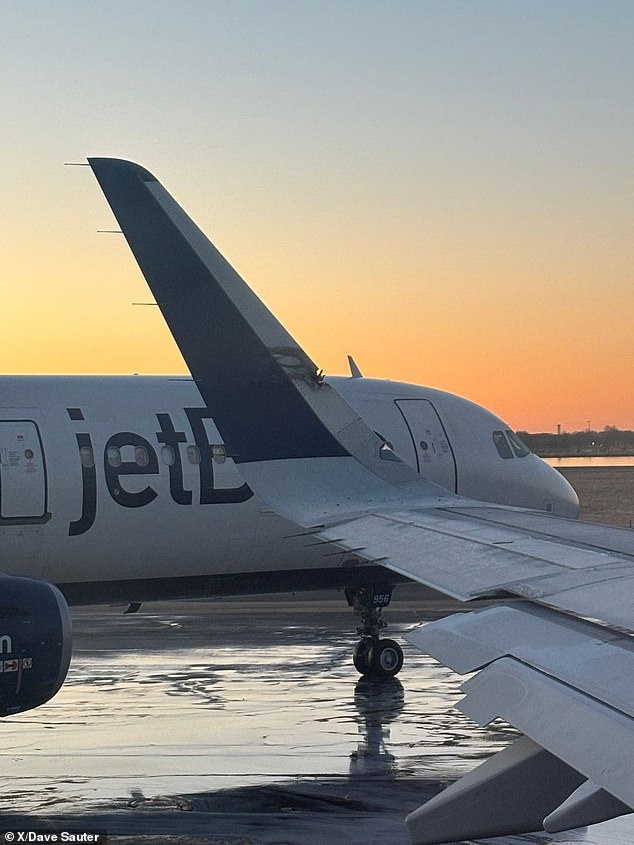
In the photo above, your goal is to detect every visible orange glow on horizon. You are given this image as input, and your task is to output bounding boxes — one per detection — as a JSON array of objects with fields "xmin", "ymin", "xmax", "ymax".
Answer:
[
  {"xmin": 1, "ymin": 226, "xmax": 630, "ymax": 435},
  {"xmin": 2, "ymin": 153, "xmax": 631, "ymax": 436}
]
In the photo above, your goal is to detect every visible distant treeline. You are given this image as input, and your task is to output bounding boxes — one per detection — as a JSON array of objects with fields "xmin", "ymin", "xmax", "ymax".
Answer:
[{"xmin": 518, "ymin": 427, "xmax": 634, "ymax": 457}]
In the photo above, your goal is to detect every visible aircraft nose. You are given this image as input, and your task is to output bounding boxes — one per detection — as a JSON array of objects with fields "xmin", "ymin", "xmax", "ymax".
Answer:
[{"xmin": 547, "ymin": 464, "xmax": 580, "ymax": 519}]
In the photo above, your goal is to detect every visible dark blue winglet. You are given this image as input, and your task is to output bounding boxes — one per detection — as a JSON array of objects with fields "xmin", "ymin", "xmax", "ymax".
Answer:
[{"xmin": 89, "ymin": 158, "xmax": 348, "ymax": 464}]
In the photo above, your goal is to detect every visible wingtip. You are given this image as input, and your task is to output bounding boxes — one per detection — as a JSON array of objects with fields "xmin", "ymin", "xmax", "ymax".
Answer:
[{"xmin": 87, "ymin": 157, "xmax": 158, "ymax": 183}]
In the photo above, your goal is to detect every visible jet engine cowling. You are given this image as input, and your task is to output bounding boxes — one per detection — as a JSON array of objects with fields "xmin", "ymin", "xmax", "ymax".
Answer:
[{"xmin": 0, "ymin": 576, "xmax": 72, "ymax": 716}]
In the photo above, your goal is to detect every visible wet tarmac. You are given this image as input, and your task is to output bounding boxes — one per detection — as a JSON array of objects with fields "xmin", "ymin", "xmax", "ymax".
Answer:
[
  {"xmin": 1, "ymin": 466, "xmax": 632, "ymax": 844},
  {"xmin": 1, "ymin": 590, "xmax": 633, "ymax": 845}
]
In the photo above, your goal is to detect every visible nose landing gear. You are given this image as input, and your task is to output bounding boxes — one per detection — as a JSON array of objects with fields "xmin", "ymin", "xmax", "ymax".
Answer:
[
  {"xmin": 346, "ymin": 586, "xmax": 404, "ymax": 678},
  {"xmin": 353, "ymin": 637, "xmax": 404, "ymax": 677}
]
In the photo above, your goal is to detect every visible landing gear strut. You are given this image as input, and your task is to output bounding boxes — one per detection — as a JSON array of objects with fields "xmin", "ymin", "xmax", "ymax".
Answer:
[{"xmin": 346, "ymin": 585, "xmax": 404, "ymax": 678}]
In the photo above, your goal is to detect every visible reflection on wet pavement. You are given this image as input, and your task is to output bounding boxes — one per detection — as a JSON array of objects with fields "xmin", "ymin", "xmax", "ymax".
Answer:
[{"xmin": 0, "ymin": 595, "xmax": 631, "ymax": 845}]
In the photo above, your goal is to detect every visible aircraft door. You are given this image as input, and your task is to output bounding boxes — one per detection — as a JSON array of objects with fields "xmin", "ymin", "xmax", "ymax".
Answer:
[
  {"xmin": 0, "ymin": 421, "xmax": 47, "ymax": 519},
  {"xmin": 395, "ymin": 400, "xmax": 457, "ymax": 492}
]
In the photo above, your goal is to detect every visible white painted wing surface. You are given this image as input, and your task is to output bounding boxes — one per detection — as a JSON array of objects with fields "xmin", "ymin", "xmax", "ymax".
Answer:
[{"xmin": 317, "ymin": 504, "xmax": 634, "ymax": 628}]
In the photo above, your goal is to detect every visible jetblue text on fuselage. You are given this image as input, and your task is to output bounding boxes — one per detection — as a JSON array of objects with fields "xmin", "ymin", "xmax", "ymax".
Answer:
[{"xmin": 68, "ymin": 406, "xmax": 252, "ymax": 536}]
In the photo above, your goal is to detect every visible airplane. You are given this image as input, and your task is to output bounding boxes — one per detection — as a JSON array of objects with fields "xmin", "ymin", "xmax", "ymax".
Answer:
[{"xmin": 1, "ymin": 158, "xmax": 632, "ymax": 844}]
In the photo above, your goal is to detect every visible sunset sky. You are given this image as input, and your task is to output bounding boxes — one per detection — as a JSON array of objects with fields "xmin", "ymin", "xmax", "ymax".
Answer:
[{"xmin": 1, "ymin": 1, "xmax": 631, "ymax": 432}]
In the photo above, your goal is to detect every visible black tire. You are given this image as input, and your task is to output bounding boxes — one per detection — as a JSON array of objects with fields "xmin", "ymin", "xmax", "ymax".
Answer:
[
  {"xmin": 368, "ymin": 638, "xmax": 404, "ymax": 678},
  {"xmin": 352, "ymin": 639, "xmax": 372, "ymax": 675}
]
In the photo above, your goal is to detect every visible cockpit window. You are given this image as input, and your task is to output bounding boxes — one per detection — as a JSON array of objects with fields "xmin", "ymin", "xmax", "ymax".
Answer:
[
  {"xmin": 493, "ymin": 430, "xmax": 513, "ymax": 459},
  {"xmin": 506, "ymin": 429, "xmax": 530, "ymax": 458}
]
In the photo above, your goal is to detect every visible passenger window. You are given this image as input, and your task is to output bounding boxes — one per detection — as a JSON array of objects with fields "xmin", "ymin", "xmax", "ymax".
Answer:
[
  {"xmin": 134, "ymin": 446, "xmax": 150, "ymax": 467},
  {"xmin": 161, "ymin": 445, "xmax": 176, "ymax": 466},
  {"xmin": 106, "ymin": 446, "xmax": 122, "ymax": 467},
  {"xmin": 506, "ymin": 429, "xmax": 530, "ymax": 458},
  {"xmin": 212, "ymin": 444, "xmax": 227, "ymax": 464},
  {"xmin": 187, "ymin": 445, "xmax": 201, "ymax": 465},
  {"xmin": 80, "ymin": 446, "xmax": 94, "ymax": 468},
  {"xmin": 493, "ymin": 431, "xmax": 513, "ymax": 459}
]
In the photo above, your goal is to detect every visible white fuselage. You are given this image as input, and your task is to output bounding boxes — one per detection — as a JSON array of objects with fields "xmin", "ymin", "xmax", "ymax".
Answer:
[{"xmin": 0, "ymin": 374, "xmax": 578, "ymax": 603}]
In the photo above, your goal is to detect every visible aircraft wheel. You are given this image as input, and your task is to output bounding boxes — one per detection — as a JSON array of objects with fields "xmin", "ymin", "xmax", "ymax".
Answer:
[
  {"xmin": 368, "ymin": 638, "xmax": 404, "ymax": 678},
  {"xmin": 353, "ymin": 639, "xmax": 373, "ymax": 675}
]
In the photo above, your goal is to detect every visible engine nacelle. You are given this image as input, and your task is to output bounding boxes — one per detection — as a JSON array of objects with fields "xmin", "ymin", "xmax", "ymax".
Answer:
[{"xmin": 0, "ymin": 576, "xmax": 72, "ymax": 716}]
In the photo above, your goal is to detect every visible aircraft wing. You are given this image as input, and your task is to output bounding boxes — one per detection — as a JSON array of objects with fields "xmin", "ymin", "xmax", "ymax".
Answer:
[
  {"xmin": 318, "ymin": 505, "xmax": 634, "ymax": 840},
  {"xmin": 89, "ymin": 158, "xmax": 634, "ymax": 843}
]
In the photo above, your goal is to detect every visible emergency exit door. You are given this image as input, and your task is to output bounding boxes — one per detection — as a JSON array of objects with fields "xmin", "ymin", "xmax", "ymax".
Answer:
[
  {"xmin": 395, "ymin": 400, "xmax": 456, "ymax": 492},
  {"xmin": 0, "ymin": 421, "xmax": 47, "ymax": 519}
]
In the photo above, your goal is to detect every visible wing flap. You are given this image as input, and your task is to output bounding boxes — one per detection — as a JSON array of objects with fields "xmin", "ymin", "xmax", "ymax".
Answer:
[
  {"xmin": 405, "ymin": 604, "xmax": 634, "ymax": 843},
  {"xmin": 407, "ymin": 603, "xmax": 634, "ymax": 720},
  {"xmin": 319, "ymin": 504, "xmax": 634, "ymax": 631},
  {"xmin": 451, "ymin": 505, "xmax": 634, "ymax": 557},
  {"xmin": 318, "ymin": 510, "xmax": 564, "ymax": 601}
]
